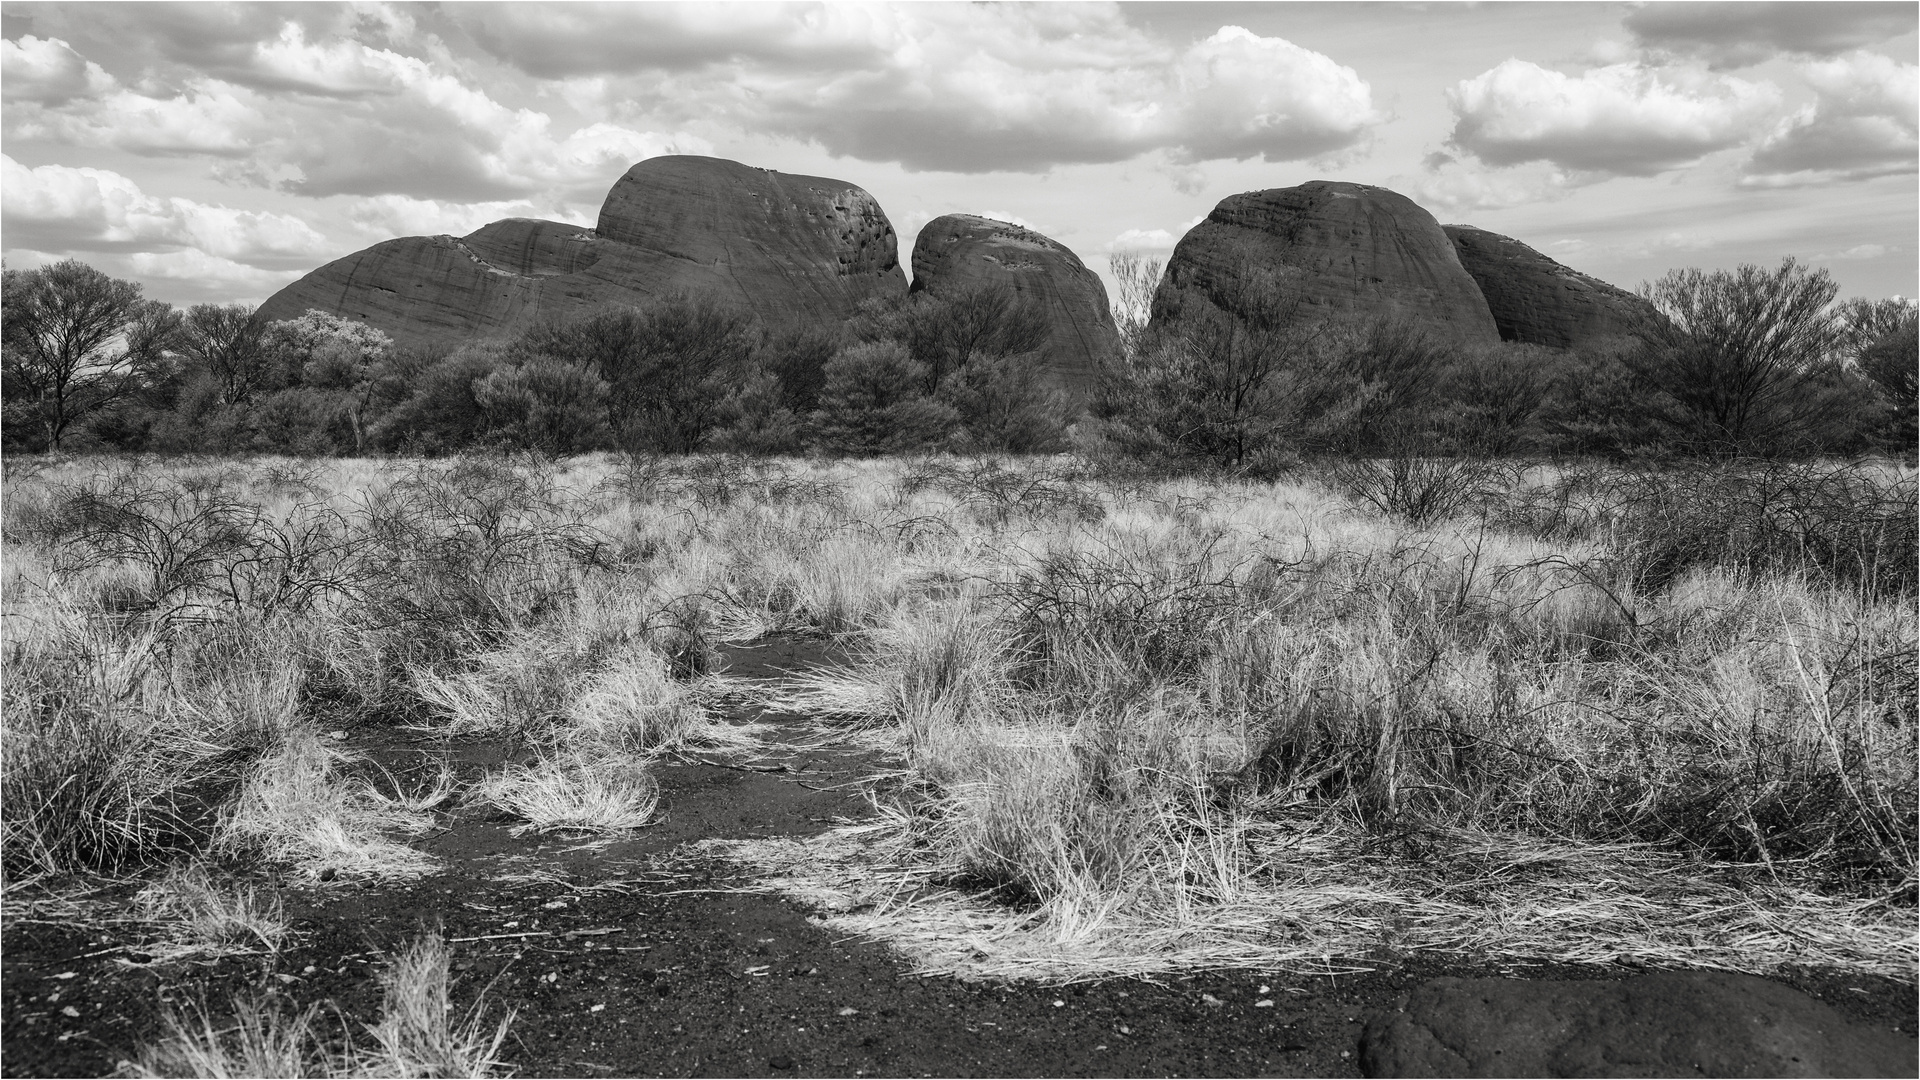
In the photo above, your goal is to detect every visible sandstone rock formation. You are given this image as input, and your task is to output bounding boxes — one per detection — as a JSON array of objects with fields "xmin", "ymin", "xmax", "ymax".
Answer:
[
  {"xmin": 1358, "ymin": 972, "xmax": 1917, "ymax": 1078},
  {"xmin": 1444, "ymin": 225, "xmax": 1656, "ymax": 349},
  {"xmin": 909, "ymin": 214, "xmax": 1122, "ymax": 402},
  {"xmin": 257, "ymin": 156, "xmax": 908, "ymax": 348},
  {"xmin": 1156, "ymin": 181, "xmax": 1499, "ymax": 343}
]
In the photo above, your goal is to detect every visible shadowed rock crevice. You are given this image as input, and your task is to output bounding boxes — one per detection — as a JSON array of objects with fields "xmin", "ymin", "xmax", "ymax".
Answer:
[{"xmin": 1444, "ymin": 224, "xmax": 1658, "ymax": 349}]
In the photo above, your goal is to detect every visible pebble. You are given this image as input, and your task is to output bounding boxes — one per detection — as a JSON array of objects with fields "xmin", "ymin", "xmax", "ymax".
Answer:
[
  {"xmin": 837, "ymin": 1007, "xmax": 858, "ymax": 1016},
  {"xmin": 1201, "ymin": 993, "xmax": 1225, "ymax": 1007},
  {"xmin": 61, "ymin": 1006, "xmax": 80, "ymax": 1018},
  {"xmin": 1255, "ymin": 1000, "xmax": 1275, "ymax": 1008}
]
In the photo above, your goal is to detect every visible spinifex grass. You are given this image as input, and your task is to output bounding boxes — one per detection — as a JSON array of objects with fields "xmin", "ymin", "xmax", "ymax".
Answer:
[
  {"xmin": 5, "ymin": 452, "xmax": 1912, "ymax": 985},
  {"xmin": 130, "ymin": 932, "xmax": 512, "ymax": 1079}
]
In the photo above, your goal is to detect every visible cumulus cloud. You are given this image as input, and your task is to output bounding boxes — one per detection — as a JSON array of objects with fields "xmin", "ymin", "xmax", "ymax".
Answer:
[
  {"xmin": 1, "ymin": 154, "xmax": 327, "ymax": 264},
  {"xmin": 5, "ymin": 24, "xmax": 713, "ymax": 201},
  {"xmin": 1744, "ymin": 51, "xmax": 1918, "ymax": 185},
  {"xmin": 470, "ymin": 6, "xmax": 1384, "ymax": 172},
  {"xmin": 1107, "ymin": 227, "xmax": 1180, "ymax": 251},
  {"xmin": 2, "ymin": 35, "xmax": 114, "ymax": 104},
  {"xmin": 1402, "ymin": 159, "xmax": 1578, "ymax": 214},
  {"xmin": 1625, "ymin": 2, "xmax": 1917, "ymax": 69},
  {"xmin": 8, "ymin": 78, "xmax": 266, "ymax": 156},
  {"xmin": 1448, "ymin": 60, "xmax": 1780, "ymax": 176},
  {"xmin": 345, "ymin": 194, "xmax": 559, "ymax": 239},
  {"xmin": 1105, "ymin": 216, "xmax": 1205, "ymax": 252}
]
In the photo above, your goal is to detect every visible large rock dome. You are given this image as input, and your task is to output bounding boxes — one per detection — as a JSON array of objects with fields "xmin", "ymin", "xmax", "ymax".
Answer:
[
  {"xmin": 909, "ymin": 214, "xmax": 1122, "ymax": 402},
  {"xmin": 1155, "ymin": 180, "xmax": 1499, "ymax": 343},
  {"xmin": 1443, "ymin": 224, "xmax": 1655, "ymax": 349},
  {"xmin": 256, "ymin": 156, "xmax": 908, "ymax": 347}
]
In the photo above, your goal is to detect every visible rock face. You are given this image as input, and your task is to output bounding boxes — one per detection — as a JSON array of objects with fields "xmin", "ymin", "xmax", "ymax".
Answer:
[
  {"xmin": 1157, "ymin": 181, "xmax": 1499, "ymax": 343},
  {"xmin": 1358, "ymin": 972, "xmax": 1917, "ymax": 1078},
  {"xmin": 1444, "ymin": 225, "xmax": 1655, "ymax": 349},
  {"xmin": 256, "ymin": 156, "xmax": 908, "ymax": 348},
  {"xmin": 909, "ymin": 214, "xmax": 1121, "ymax": 403}
]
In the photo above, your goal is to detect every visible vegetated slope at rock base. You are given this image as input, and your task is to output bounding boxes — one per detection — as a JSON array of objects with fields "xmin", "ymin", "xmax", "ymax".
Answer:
[
  {"xmin": 910, "ymin": 213, "xmax": 1124, "ymax": 403},
  {"xmin": 257, "ymin": 156, "xmax": 908, "ymax": 349},
  {"xmin": 1444, "ymin": 223, "xmax": 1656, "ymax": 349},
  {"xmin": 1157, "ymin": 180, "xmax": 1502, "ymax": 344}
]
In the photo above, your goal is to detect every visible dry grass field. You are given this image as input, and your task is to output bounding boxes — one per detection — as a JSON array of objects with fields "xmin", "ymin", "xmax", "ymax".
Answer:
[{"xmin": 3, "ymin": 451, "xmax": 1914, "ymax": 1073}]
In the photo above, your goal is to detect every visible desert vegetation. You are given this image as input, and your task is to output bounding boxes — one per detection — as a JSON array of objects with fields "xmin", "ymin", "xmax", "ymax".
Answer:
[{"xmin": 2, "ymin": 254, "xmax": 1915, "ymax": 1071}]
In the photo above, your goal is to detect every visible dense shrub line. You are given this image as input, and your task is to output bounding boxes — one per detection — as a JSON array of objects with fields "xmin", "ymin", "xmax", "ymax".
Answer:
[{"xmin": 7, "ymin": 256, "xmax": 1913, "ymax": 466}]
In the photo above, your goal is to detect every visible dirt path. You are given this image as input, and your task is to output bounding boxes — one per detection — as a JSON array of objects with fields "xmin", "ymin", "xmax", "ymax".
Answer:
[{"xmin": 4, "ymin": 637, "xmax": 1915, "ymax": 1077}]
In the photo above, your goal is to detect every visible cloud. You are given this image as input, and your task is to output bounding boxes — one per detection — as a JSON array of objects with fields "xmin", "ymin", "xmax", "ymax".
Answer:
[
  {"xmin": 1, "ymin": 154, "xmax": 327, "ymax": 265},
  {"xmin": 1107, "ymin": 228, "xmax": 1179, "ymax": 251},
  {"xmin": 1448, "ymin": 60, "xmax": 1780, "ymax": 176},
  {"xmin": 5, "ymin": 72, "xmax": 266, "ymax": 156},
  {"xmin": 1402, "ymin": 159, "xmax": 1578, "ymax": 213},
  {"xmin": 471, "ymin": 6, "xmax": 1385, "ymax": 172},
  {"xmin": 1, "ymin": 35, "xmax": 114, "ymax": 104},
  {"xmin": 1808, "ymin": 243, "xmax": 1893, "ymax": 261},
  {"xmin": 1545, "ymin": 231, "xmax": 1718, "ymax": 263},
  {"xmin": 5, "ymin": 25, "xmax": 713, "ymax": 202},
  {"xmin": 1744, "ymin": 51, "xmax": 1918, "ymax": 185},
  {"xmin": 345, "ymin": 194, "xmax": 557, "ymax": 238},
  {"xmin": 1105, "ymin": 216, "xmax": 1205, "ymax": 252},
  {"xmin": 1625, "ymin": 2, "xmax": 1917, "ymax": 69}
]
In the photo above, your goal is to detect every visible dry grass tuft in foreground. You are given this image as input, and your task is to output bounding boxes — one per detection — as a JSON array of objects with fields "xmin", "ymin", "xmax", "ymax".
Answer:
[
  {"xmin": 127, "ymin": 932, "xmax": 512, "ymax": 1079},
  {"xmin": 5, "ymin": 452, "xmax": 1913, "ymax": 987}
]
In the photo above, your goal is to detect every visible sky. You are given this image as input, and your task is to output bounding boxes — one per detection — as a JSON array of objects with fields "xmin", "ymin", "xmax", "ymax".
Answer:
[{"xmin": 2, "ymin": 1, "xmax": 1915, "ymax": 314}]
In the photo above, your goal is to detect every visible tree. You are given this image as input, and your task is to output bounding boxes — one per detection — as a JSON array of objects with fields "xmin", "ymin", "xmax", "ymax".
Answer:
[
  {"xmin": 854, "ymin": 281, "xmax": 1050, "ymax": 392},
  {"xmin": 936, "ymin": 351, "xmax": 1070, "ymax": 453},
  {"xmin": 1435, "ymin": 342, "xmax": 1557, "ymax": 457},
  {"xmin": 810, "ymin": 342, "xmax": 960, "ymax": 455},
  {"xmin": 1094, "ymin": 265, "xmax": 1365, "ymax": 473},
  {"xmin": 472, "ymin": 357, "xmax": 612, "ymax": 454},
  {"xmin": 522, "ymin": 296, "xmax": 758, "ymax": 453},
  {"xmin": 252, "ymin": 309, "xmax": 394, "ymax": 453},
  {"xmin": 1626, "ymin": 258, "xmax": 1851, "ymax": 456},
  {"xmin": 1844, "ymin": 300, "xmax": 1918, "ymax": 453},
  {"xmin": 174, "ymin": 304, "xmax": 269, "ymax": 406},
  {"xmin": 1108, "ymin": 252, "xmax": 1165, "ymax": 359},
  {"xmin": 2, "ymin": 260, "xmax": 177, "ymax": 450}
]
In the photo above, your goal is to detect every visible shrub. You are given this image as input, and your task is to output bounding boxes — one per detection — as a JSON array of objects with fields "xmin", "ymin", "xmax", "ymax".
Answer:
[{"xmin": 810, "ymin": 342, "xmax": 960, "ymax": 455}]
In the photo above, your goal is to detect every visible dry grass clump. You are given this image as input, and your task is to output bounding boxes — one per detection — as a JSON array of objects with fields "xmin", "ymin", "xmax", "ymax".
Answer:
[
  {"xmin": 129, "ymin": 932, "xmax": 512, "ymax": 1079},
  {"xmin": 215, "ymin": 728, "xmax": 439, "ymax": 883},
  {"xmin": 9, "ymin": 451, "xmax": 1912, "ymax": 985},
  {"xmin": 713, "ymin": 457, "xmax": 1914, "ymax": 979},
  {"xmin": 132, "ymin": 862, "xmax": 289, "ymax": 960},
  {"xmin": 470, "ymin": 752, "xmax": 661, "ymax": 834}
]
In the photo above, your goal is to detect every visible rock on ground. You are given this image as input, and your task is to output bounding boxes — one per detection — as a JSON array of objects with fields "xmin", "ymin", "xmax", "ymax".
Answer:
[
  {"xmin": 909, "ymin": 214, "xmax": 1122, "ymax": 406},
  {"xmin": 1156, "ymin": 180, "xmax": 1500, "ymax": 344},
  {"xmin": 1358, "ymin": 971, "xmax": 1918, "ymax": 1078},
  {"xmin": 1443, "ymin": 224, "xmax": 1655, "ymax": 350},
  {"xmin": 257, "ymin": 155, "xmax": 908, "ymax": 347}
]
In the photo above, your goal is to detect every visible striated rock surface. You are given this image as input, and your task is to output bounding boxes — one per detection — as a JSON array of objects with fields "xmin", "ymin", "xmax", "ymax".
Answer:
[
  {"xmin": 1157, "ymin": 181, "xmax": 1499, "ymax": 343},
  {"xmin": 910, "ymin": 214, "xmax": 1122, "ymax": 402},
  {"xmin": 1359, "ymin": 972, "xmax": 1917, "ymax": 1078},
  {"xmin": 1444, "ymin": 225, "xmax": 1655, "ymax": 349},
  {"xmin": 257, "ymin": 156, "xmax": 908, "ymax": 348}
]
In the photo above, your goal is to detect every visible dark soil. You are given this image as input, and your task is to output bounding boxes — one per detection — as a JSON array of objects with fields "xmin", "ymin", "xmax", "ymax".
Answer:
[{"xmin": 5, "ymin": 636, "xmax": 1915, "ymax": 1078}]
